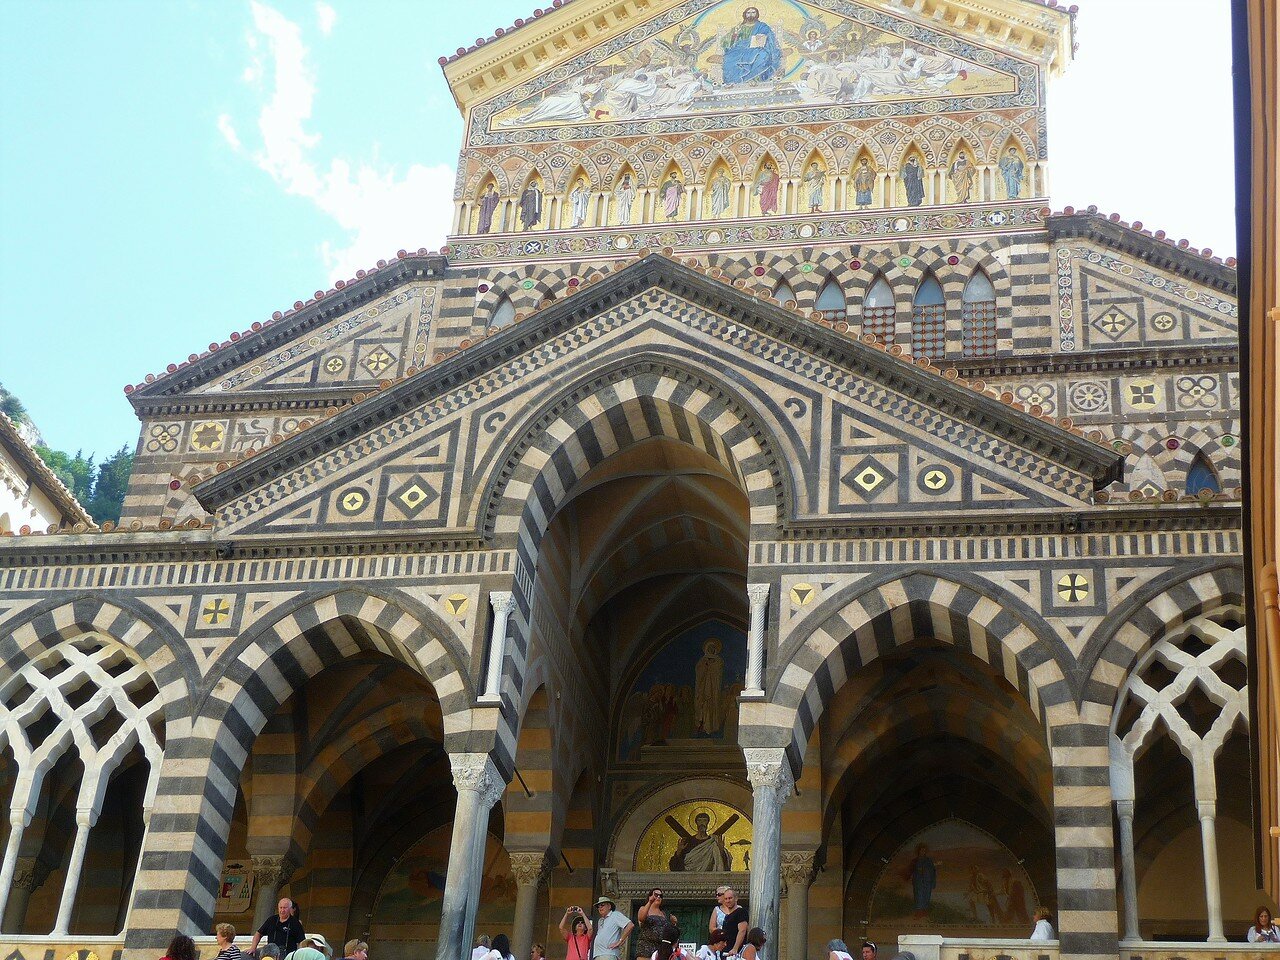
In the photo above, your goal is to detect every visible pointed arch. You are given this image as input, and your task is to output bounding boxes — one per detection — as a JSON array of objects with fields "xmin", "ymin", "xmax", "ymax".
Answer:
[
  {"xmin": 562, "ymin": 167, "xmax": 592, "ymax": 229},
  {"xmin": 1186, "ymin": 451, "xmax": 1222, "ymax": 495},
  {"xmin": 849, "ymin": 147, "xmax": 879, "ymax": 210},
  {"xmin": 472, "ymin": 174, "xmax": 503, "ymax": 234},
  {"xmin": 946, "ymin": 138, "xmax": 980, "ymax": 203},
  {"xmin": 612, "ymin": 163, "xmax": 640, "ymax": 227},
  {"xmin": 861, "ymin": 272, "xmax": 896, "ymax": 344},
  {"xmin": 899, "ymin": 144, "xmax": 928, "ymax": 208},
  {"xmin": 911, "ymin": 271, "xmax": 947, "ymax": 359},
  {"xmin": 815, "ymin": 275, "xmax": 847, "ymax": 322},
  {"xmin": 961, "ymin": 268, "xmax": 998, "ymax": 358},
  {"xmin": 704, "ymin": 157, "xmax": 735, "ymax": 220},
  {"xmin": 752, "ymin": 152, "xmax": 783, "ymax": 217},
  {"xmin": 491, "ymin": 295, "xmax": 517, "ymax": 330},
  {"xmin": 800, "ymin": 150, "xmax": 828, "ymax": 213},
  {"xmin": 773, "ymin": 279, "xmax": 798, "ymax": 308},
  {"xmin": 656, "ymin": 160, "xmax": 687, "ymax": 222},
  {"xmin": 996, "ymin": 136, "xmax": 1029, "ymax": 200},
  {"xmin": 516, "ymin": 170, "xmax": 546, "ymax": 232}
]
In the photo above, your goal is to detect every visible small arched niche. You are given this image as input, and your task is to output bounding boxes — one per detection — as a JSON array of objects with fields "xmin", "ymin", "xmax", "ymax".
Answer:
[
  {"xmin": 912, "ymin": 272, "xmax": 947, "ymax": 359},
  {"xmin": 704, "ymin": 158, "xmax": 735, "ymax": 221}
]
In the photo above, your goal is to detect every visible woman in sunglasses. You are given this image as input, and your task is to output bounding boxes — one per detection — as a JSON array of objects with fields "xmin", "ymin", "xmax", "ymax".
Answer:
[{"xmin": 636, "ymin": 889, "xmax": 678, "ymax": 960}]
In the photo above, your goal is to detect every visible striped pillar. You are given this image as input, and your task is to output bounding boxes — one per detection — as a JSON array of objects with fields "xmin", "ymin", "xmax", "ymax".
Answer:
[{"xmin": 1048, "ymin": 705, "xmax": 1119, "ymax": 960}]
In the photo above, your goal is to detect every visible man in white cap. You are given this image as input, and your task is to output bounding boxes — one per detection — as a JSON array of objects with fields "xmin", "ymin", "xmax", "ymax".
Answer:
[{"xmin": 591, "ymin": 896, "xmax": 633, "ymax": 960}]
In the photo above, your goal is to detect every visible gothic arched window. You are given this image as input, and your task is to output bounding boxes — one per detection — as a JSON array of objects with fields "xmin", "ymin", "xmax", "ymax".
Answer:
[
  {"xmin": 911, "ymin": 273, "xmax": 946, "ymax": 359},
  {"xmin": 862, "ymin": 275, "xmax": 895, "ymax": 344},
  {"xmin": 961, "ymin": 269, "xmax": 997, "ymax": 358},
  {"xmin": 1186, "ymin": 452, "xmax": 1221, "ymax": 495},
  {"xmin": 774, "ymin": 280, "xmax": 797, "ymax": 308},
  {"xmin": 491, "ymin": 295, "xmax": 516, "ymax": 330},
  {"xmin": 815, "ymin": 277, "xmax": 847, "ymax": 321}
]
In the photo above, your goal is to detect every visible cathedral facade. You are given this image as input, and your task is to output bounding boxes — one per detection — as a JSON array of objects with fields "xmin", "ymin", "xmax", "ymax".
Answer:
[{"xmin": 0, "ymin": 3, "xmax": 1255, "ymax": 960}]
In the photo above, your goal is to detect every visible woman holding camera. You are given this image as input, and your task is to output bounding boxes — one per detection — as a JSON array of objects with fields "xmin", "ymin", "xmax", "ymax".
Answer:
[{"xmin": 559, "ymin": 906, "xmax": 593, "ymax": 960}]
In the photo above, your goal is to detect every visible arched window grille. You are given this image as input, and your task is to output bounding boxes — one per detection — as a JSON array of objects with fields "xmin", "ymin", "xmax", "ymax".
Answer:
[
  {"xmin": 861, "ymin": 275, "xmax": 895, "ymax": 344},
  {"xmin": 491, "ymin": 296, "xmax": 516, "ymax": 330},
  {"xmin": 815, "ymin": 278, "xmax": 847, "ymax": 322},
  {"xmin": 911, "ymin": 273, "xmax": 946, "ymax": 359},
  {"xmin": 961, "ymin": 270, "xmax": 997, "ymax": 358}
]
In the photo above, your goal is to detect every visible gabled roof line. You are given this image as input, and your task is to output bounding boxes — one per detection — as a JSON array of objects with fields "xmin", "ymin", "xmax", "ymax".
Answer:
[
  {"xmin": 192, "ymin": 253, "xmax": 1121, "ymax": 511},
  {"xmin": 0, "ymin": 413, "xmax": 93, "ymax": 529}
]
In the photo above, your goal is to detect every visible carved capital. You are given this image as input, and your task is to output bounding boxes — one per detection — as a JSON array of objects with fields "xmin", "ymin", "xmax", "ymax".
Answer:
[
  {"xmin": 449, "ymin": 752, "xmax": 505, "ymax": 806},
  {"xmin": 489, "ymin": 591, "xmax": 517, "ymax": 617},
  {"xmin": 743, "ymin": 748, "xmax": 794, "ymax": 797},
  {"xmin": 508, "ymin": 850, "xmax": 550, "ymax": 888},
  {"xmin": 11, "ymin": 856, "xmax": 51, "ymax": 892},
  {"xmin": 746, "ymin": 583, "xmax": 771, "ymax": 607},
  {"xmin": 779, "ymin": 850, "xmax": 815, "ymax": 890},
  {"xmin": 251, "ymin": 855, "xmax": 296, "ymax": 889}
]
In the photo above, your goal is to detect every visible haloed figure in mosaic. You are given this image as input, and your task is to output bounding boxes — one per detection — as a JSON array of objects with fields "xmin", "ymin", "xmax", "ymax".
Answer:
[
  {"xmin": 999, "ymin": 146, "xmax": 1025, "ymax": 199},
  {"xmin": 902, "ymin": 156, "xmax": 925, "ymax": 206},
  {"xmin": 950, "ymin": 152, "xmax": 976, "ymax": 203},
  {"xmin": 663, "ymin": 173, "xmax": 684, "ymax": 220},
  {"xmin": 719, "ymin": 7, "xmax": 782, "ymax": 85},
  {"xmin": 520, "ymin": 179, "xmax": 544, "ymax": 230},
  {"xmin": 710, "ymin": 169, "xmax": 732, "ymax": 218},
  {"xmin": 854, "ymin": 156, "xmax": 875, "ymax": 207},
  {"xmin": 805, "ymin": 162, "xmax": 826, "ymax": 212},
  {"xmin": 615, "ymin": 174, "xmax": 636, "ymax": 225},
  {"xmin": 755, "ymin": 162, "xmax": 781, "ymax": 215},
  {"xmin": 570, "ymin": 177, "xmax": 591, "ymax": 228},
  {"xmin": 477, "ymin": 182, "xmax": 500, "ymax": 234}
]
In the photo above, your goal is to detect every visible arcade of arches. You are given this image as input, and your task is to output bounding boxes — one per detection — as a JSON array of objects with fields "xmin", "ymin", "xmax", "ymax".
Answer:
[{"xmin": 0, "ymin": 3, "xmax": 1258, "ymax": 960}]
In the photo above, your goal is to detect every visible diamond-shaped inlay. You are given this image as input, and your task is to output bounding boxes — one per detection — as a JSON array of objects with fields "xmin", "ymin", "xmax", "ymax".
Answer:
[
  {"xmin": 362, "ymin": 346, "xmax": 395, "ymax": 376},
  {"xmin": 841, "ymin": 456, "xmax": 896, "ymax": 498},
  {"xmin": 1091, "ymin": 307, "xmax": 1136, "ymax": 340},
  {"xmin": 392, "ymin": 477, "xmax": 439, "ymax": 517}
]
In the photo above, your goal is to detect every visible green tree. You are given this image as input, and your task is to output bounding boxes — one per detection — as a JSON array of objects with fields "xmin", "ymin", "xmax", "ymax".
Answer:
[
  {"xmin": 87, "ymin": 446, "xmax": 134, "ymax": 525},
  {"xmin": 36, "ymin": 446, "xmax": 95, "ymax": 504},
  {"xmin": 0, "ymin": 383, "xmax": 32, "ymax": 427}
]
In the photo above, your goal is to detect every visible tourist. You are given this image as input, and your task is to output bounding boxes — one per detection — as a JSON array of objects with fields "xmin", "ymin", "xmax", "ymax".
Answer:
[
  {"xmin": 251, "ymin": 899, "xmax": 306, "ymax": 958},
  {"xmin": 716, "ymin": 889, "xmax": 748, "ymax": 957},
  {"xmin": 483, "ymin": 935, "xmax": 517, "ymax": 960},
  {"xmin": 1029, "ymin": 908, "xmax": 1055, "ymax": 941},
  {"xmin": 284, "ymin": 940, "xmax": 327, "ymax": 960},
  {"xmin": 162, "ymin": 934, "xmax": 197, "ymax": 960},
  {"xmin": 1249, "ymin": 907, "xmax": 1280, "ymax": 943},
  {"xmin": 532, "ymin": 945, "xmax": 546, "ymax": 960},
  {"xmin": 342, "ymin": 940, "xmax": 369, "ymax": 960},
  {"xmin": 475, "ymin": 938, "xmax": 494, "ymax": 960},
  {"xmin": 708, "ymin": 888, "xmax": 729, "ymax": 935},
  {"xmin": 695, "ymin": 930, "xmax": 727, "ymax": 960},
  {"xmin": 215, "ymin": 924, "xmax": 243, "ymax": 960},
  {"xmin": 739, "ymin": 929, "xmax": 766, "ymax": 960},
  {"xmin": 592, "ymin": 896, "xmax": 635, "ymax": 960},
  {"xmin": 860, "ymin": 942, "xmax": 877, "ymax": 960},
  {"xmin": 260, "ymin": 946, "xmax": 281, "ymax": 960},
  {"xmin": 637, "ymin": 889, "xmax": 677, "ymax": 959},
  {"xmin": 653, "ymin": 921, "xmax": 687, "ymax": 960},
  {"xmin": 827, "ymin": 940, "xmax": 853, "ymax": 960},
  {"xmin": 560, "ymin": 906, "xmax": 593, "ymax": 960}
]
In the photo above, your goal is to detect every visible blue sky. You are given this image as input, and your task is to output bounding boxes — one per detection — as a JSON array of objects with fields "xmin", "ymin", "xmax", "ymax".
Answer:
[{"xmin": 0, "ymin": 0, "xmax": 1235, "ymax": 460}]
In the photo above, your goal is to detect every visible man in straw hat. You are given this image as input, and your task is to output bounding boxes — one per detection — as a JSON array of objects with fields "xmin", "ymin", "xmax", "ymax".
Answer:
[{"xmin": 591, "ymin": 896, "xmax": 634, "ymax": 960}]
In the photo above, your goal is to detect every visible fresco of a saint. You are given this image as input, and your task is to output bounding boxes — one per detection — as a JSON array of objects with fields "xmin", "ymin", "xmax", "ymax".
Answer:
[
  {"xmin": 999, "ymin": 147, "xmax": 1026, "ymax": 199},
  {"xmin": 718, "ymin": 7, "xmax": 782, "ymax": 85},
  {"xmin": 635, "ymin": 800, "xmax": 753, "ymax": 872}
]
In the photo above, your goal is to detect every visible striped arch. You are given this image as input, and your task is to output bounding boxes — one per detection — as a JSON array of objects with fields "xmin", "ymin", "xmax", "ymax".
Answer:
[
  {"xmin": 1150, "ymin": 426, "xmax": 1241, "ymax": 486},
  {"xmin": 473, "ymin": 268, "xmax": 564, "ymax": 320},
  {"xmin": 764, "ymin": 569, "xmax": 1070, "ymax": 767},
  {"xmin": 1080, "ymin": 562, "xmax": 1246, "ymax": 707},
  {"xmin": 763, "ymin": 249, "xmax": 860, "ymax": 308},
  {"xmin": 0, "ymin": 594, "xmax": 193, "ymax": 722}
]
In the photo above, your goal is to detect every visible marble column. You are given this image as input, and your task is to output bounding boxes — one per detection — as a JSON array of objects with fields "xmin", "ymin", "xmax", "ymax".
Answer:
[
  {"xmin": 482, "ymin": 592, "xmax": 516, "ymax": 703},
  {"xmin": 509, "ymin": 850, "xmax": 550, "ymax": 959},
  {"xmin": 781, "ymin": 851, "xmax": 815, "ymax": 960},
  {"xmin": 744, "ymin": 748, "xmax": 794, "ymax": 953},
  {"xmin": 1197, "ymin": 800, "xmax": 1226, "ymax": 942},
  {"xmin": 745, "ymin": 584, "xmax": 770, "ymax": 695},
  {"xmin": 250, "ymin": 855, "xmax": 297, "ymax": 933},
  {"xmin": 2, "ymin": 856, "xmax": 50, "ymax": 932},
  {"xmin": 53, "ymin": 808, "xmax": 97, "ymax": 935},
  {"xmin": 437, "ymin": 754, "xmax": 505, "ymax": 960},
  {"xmin": 0, "ymin": 809, "xmax": 31, "ymax": 925},
  {"xmin": 1115, "ymin": 799, "xmax": 1140, "ymax": 941}
]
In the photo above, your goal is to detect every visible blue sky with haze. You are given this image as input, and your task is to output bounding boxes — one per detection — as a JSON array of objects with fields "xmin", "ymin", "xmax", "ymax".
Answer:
[{"xmin": 0, "ymin": 0, "xmax": 1235, "ymax": 460}]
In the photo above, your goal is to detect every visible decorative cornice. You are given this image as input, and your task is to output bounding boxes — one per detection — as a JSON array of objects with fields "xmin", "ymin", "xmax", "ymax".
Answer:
[{"xmin": 192, "ymin": 253, "xmax": 1120, "ymax": 511}]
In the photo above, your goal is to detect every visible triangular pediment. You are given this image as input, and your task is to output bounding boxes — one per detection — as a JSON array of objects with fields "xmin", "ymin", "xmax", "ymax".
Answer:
[
  {"xmin": 194, "ymin": 255, "xmax": 1119, "ymax": 537},
  {"xmin": 469, "ymin": 0, "xmax": 1034, "ymax": 143}
]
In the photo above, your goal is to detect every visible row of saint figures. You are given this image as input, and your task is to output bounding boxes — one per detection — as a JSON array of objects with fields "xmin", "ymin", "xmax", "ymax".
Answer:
[{"xmin": 459, "ymin": 147, "xmax": 1036, "ymax": 235}]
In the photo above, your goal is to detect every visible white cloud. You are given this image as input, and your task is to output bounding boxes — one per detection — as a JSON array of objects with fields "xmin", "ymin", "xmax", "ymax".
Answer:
[
  {"xmin": 224, "ymin": 1, "xmax": 455, "ymax": 280},
  {"xmin": 315, "ymin": 1, "xmax": 336, "ymax": 35},
  {"xmin": 217, "ymin": 114, "xmax": 243, "ymax": 152}
]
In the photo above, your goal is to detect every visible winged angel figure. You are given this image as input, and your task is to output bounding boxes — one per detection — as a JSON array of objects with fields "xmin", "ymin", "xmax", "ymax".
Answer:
[
  {"xmin": 651, "ymin": 26, "xmax": 717, "ymax": 72},
  {"xmin": 780, "ymin": 17, "xmax": 861, "ymax": 59}
]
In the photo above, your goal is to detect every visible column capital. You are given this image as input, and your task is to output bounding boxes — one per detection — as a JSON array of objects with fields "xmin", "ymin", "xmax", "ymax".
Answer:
[
  {"xmin": 1115, "ymin": 798, "xmax": 1135, "ymax": 819},
  {"xmin": 250, "ymin": 854, "xmax": 297, "ymax": 888},
  {"xmin": 747, "ymin": 583, "xmax": 771, "ymax": 605},
  {"xmin": 11, "ymin": 856, "xmax": 52, "ymax": 892},
  {"xmin": 1197, "ymin": 798, "xmax": 1217, "ymax": 819},
  {"xmin": 508, "ymin": 850, "xmax": 551, "ymax": 888},
  {"xmin": 743, "ymin": 748, "xmax": 794, "ymax": 796},
  {"xmin": 779, "ymin": 850, "xmax": 815, "ymax": 890},
  {"xmin": 489, "ymin": 590, "xmax": 517, "ymax": 616},
  {"xmin": 449, "ymin": 753, "xmax": 506, "ymax": 807}
]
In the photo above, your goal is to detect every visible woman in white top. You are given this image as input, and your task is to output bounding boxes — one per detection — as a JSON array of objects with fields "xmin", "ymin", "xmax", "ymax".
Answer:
[
  {"xmin": 827, "ymin": 940, "xmax": 854, "ymax": 960},
  {"xmin": 483, "ymin": 935, "xmax": 517, "ymax": 960},
  {"xmin": 1249, "ymin": 906, "xmax": 1280, "ymax": 943},
  {"xmin": 1029, "ymin": 908, "xmax": 1055, "ymax": 941},
  {"xmin": 694, "ymin": 930, "xmax": 727, "ymax": 960}
]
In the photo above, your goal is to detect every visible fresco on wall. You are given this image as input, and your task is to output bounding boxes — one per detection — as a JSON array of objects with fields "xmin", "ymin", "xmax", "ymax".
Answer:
[
  {"xmin": 635, "ymin": 799, "xmax": 753, "ymax": 871},
  {"xmin": 617, "ymin": 620, "xmax": 747, "ymax": 761},
  {"xmin": 492, "ymin": 0, "xmax": 1014, "ymax": 129},
  {"xmin": 869, "ymin": 820, "xmax": 1036, "ymax": 927},
  {"xmin": 371, "ymin": 827, "xmax": 516, "ymax": 948}
]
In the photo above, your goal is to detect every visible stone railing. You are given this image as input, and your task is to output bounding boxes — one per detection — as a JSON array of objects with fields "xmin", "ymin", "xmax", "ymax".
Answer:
[
  {"xmin": 1118, "ymin": 940, "xmax": 1280, "ymax": 960},
  {"xmin": 899, "ymin": 935, "xmax": 1059, "ymax": 960}
]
